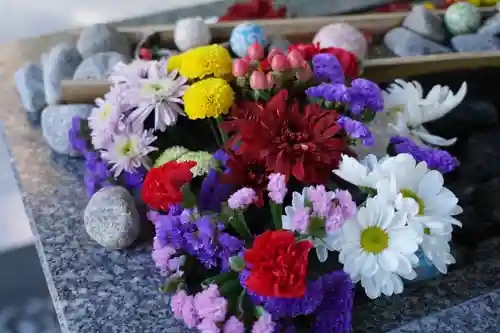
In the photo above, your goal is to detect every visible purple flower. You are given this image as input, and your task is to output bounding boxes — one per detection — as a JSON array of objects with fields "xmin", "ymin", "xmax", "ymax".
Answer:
[
  {"xmin": 228, "ymin": 187, "xmax": 257, "ymax": 210},
  {"xmin": 170, "ymin": 290, "xmax": 199, "ymax": 329},
  {"xmin": 390, "ymin": 136, "xmax": 459, "ymax": 174},
  {"xmin": 198, "ymin": 169, "xmax": 234, "ymax": 213},
  {"xmin": 212, "ymin": 149, "xmax": 229, "ymax": 165},
  {"xmin": 122, "ymin": 168, "xmax": 146, "ymax": 189},
  {"xmin": 348, "ymin": 78, "xmax": 383, "ymax": 115},
  {"xmin": 223, "ymin": 316, "xmax": 244, "ymax": 333},
  {"xmin": 68, "ymin": 116, "xmax": 88, "ymax": 153},
  {"xmin": 194, "ymin": 284, "xmax": 228, "ymax": 323},
  {"xmin": 311, "ymin": 53, "xmax": 345, "ymax": 84},
  {"xmin": 83, "ymin": 151, "xmax": 112, "ymax": 197},
  {"xmin": 252, "ymin": 312, "xmax": 276, "ymax": 333},
  {"xmin": 338, "ymin": 116, "xmax": 374, "ymax": 146},
  {"xmin": 291, "ymin": 207, "xmax": 311, "ymax": 233},
  {"xmin": 151, "ymin": 237, "xmax": 185, "ymax": 276},
  {"xmin": 267, "ymin": 173, "xmax": 287, "ymax": 204},
  {"xmin": 306, "ymin": 83, "xmax": 351, "ymax": 104}
]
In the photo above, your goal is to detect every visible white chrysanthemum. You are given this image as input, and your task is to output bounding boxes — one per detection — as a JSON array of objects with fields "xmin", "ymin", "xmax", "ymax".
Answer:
[
  {"xmin": 361, "ymin": 79, "xmax": 467, "ymax": 158},
  {"xmin": 109, "ymin": 60, "xmax": 150, "ymax": 84},
  {"xmin": 338, "ymin": 196, "xmax": 420, "ymax": 299},
  {"xmin": 282, "ymin": 188, "xmax": 343, "ymax": 262}
]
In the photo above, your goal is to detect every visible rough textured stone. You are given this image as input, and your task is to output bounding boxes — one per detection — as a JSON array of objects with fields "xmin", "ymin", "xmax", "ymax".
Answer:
[
  {"xmin": 459, "ymin": 130, "xmax": 500, "ymax": 183},
  {"xmin": 268, "ymin": 35, "xmax": 291, "ymax": 53},
  {"xmin": 473, "ymin": 178, "xmax": 500, "ymax": 224},
  {"xmin": 84, "ymin": 186, "xmax": 140, "ymax": 250},
  {"xmin": 451, "ymin": 34, "xmax": 500, "ymax": 53},
  {"xmin": 73, "ymin": 52, "xmax": 130, "ymax": 80},
  {"xmin": 384, "ymin": 27, "xmax": 452, "ymax": 57},
  {"xmin": 424, "ymin": 100, "xmax": 499, "ymax": 139},
  {"xmin": 14, "ymin": 63, "xmax": 45, "ymax": 113},
  {"xmin": 41, "ymin": 104, "xmax": 92, "ymax": 156},
  {"xmin": 43, "ymin": 44, "xmax": 82, "ymax": 105},
  {"xmin": 402, "ymin": 4, "xmax": 446, "ymax": 42},
  {"xmin": 77, "ymin": 24, "xmax": 131, "ymax": 59}
]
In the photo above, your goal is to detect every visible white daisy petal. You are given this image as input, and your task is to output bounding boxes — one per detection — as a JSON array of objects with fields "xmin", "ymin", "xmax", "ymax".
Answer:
[{"xmin": 379, "ymin": 250, "xmax": 399, "ymax": 272}]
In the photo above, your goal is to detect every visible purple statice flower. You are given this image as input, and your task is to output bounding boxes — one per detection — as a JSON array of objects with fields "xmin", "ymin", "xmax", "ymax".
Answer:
[
  {"xmin": 126, "ymin": 61, "xmax": 189, "ymax": 131},
  {"xmin": 69, "ymin": 116, "xmax": 88, "ymax": 153},
  {"xmin": 252, "ymin": 312, "xmax": 276, "ymax": 333},
  {"xmin": 390, "ymin": 136, "xmax": 459, "ymax": 174},
  {"xmin": 194, "ymin": 284, "xmax": 228, "ymax": 323},
  {"xmin": 291, "ymin": 207, "xmax": 311, "ymax": 233},
  {"xmin": 170, "ymin": 290, "xmax": 200, "ymax": 329},
  {"xmin": 212, "ymin": 149, "xmax": 229, "ymax": 166},
  {"xmin": 228, "ymin": 187, "xmax": 257, "ymax": 210},
  {"xmin": 306, "ymin": 83, "xmax": 351, "ymax": 104},
  {"xmin": 151, "ymin": 237, "xmax": 185, "ymax": 276},
  {"xmin": 337, "ymin": 116, "xmax": 374, "ymax": 146},
  {"xmin": 223, "ymin": 316, "xmax": 245, "ymax": 333},
  {"xmin": 100, "ymin": 125, "xmax": 158, "ymax": 178},
  {"xmin": 311, "ymin": 53, "xmax": 345, "ymax": 84},
  {"xmin": 348, "ymin": 78, "xmax": 383, "ymax": 115},
  {"xmin": 122, "ymin": 167, "xmax": 146, "ymax": 189},
  {"xmin": 83, "ymin": 151, "xmax": 112, "ymax": 197},
  {"xmin": 267, "ymin": 173, "xmax": 287, "ymax": 204},
  {"xmin": 312, "ymin": 271, "xmax": 354, "ymax": 333},
  {"xmin": 198, "ymin": 169, "xmax": 234, "ymax": 213}
]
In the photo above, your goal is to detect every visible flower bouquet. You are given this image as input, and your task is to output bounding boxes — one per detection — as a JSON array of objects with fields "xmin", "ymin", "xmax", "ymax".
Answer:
[{"xmin": 69, "ymin": 40, "xmax": 465, "ymax": 332}]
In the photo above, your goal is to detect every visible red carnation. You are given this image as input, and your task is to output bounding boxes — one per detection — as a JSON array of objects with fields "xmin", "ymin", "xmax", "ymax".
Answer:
[
  {"xmin": 288, "ymin": 43, "xmax": 360, "ymax": 78},
  {"xmin": 232, "ymin": 90, "xmax": 349, "ymax": 184},
  {"xmin": 141, "ymin": 161, "xmax": 196, "ymax": 211},
  {"xmin": 220, "ymin": 150, "xmax": 270, "ymax": 206},
  {"xmin": 244, "ymin": 230, "xmax": 312, "ymax": 298},
  {"xmin": 218, "ymin": 0, "xmax": 287, "ymax": 22}
]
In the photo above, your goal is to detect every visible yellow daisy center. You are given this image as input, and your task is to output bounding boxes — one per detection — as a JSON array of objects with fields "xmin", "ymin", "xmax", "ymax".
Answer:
[
  {"xmin": 99, "ymin": 104, "xmax": 113, "ymax": 121},
  {"xmin": 119, "ymin": 139, "xmax": 135, "ymax": 156},
  {"xmin": 424, "ymin": 227, "xmax": 431, "ymax": 235},
  {"xmin": 400, "ymin": 188, "xmax": 425, "ymax": 215},
  {"xmin": 360, "ymin": 226, "xmax": 389, "ymax": 254}
]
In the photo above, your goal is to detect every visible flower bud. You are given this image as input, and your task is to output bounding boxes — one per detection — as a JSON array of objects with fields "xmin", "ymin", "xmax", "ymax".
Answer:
[
  {"xmin": 266, "ymin": 72, "xmax": 275, "ymax": 88},
  {"xmin": 248, "ymin": 42, "xmax": 265, "ymax": 61},
  {"xmin": 287, "ymin": 49, "xmax": 305, "ymax": 68},
  {"xmin": 229, "ymin": 256, "xmax": 246, "ymax": 272},
  {"xmin": 267, "ymin": 48, "xmax": 285, "ymax": 63},
  {"xmin": 250, "ymin": 71, "xmax": 268, "ymax": 90},
  {"xmin": 271, "ymin": 54, "xmax": 290, "ymax": 71},
  {"xmin": 296, "ymin": 64, "xmax": 313, "ymax": 81},
  {"xmin": 232, "ymin": 59, "xmax": 249, "ymax": 77}
]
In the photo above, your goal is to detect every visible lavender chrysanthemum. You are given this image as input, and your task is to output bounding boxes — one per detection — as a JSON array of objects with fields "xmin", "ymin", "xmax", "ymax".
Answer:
[
  {"xmin": 338, "ymin": 116, "xmax": 374, "ymax": 146},
  {"xmin": 311, "ymin": 53, "xmax": 345, "ymax": 84},
  {"xmin": 100, "ymin": 126, "xmax": 158, "ymax": 178},
  {"xmin": 348, "ymin": 78, "xmax": 384, "ymax": 115},
  {"xmin": 109, "ymin": 59, "xmax": 151, "ymax": 85},
  {"xmin": 390, "ymin": 136, "xmax": 459, "ymax": 174},
  {"xmin": 126, "ymin": 61, "xmax": 189, "ymax": 131}
]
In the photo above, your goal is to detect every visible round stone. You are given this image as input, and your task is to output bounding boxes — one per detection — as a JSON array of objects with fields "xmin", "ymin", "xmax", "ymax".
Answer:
[
  {"xmin": 73, "ymin": 52, "xmax": 130, "ymax": 80},
  {"xmin": 230, "ymin": 23, "xmax": 266, "ymax": 58},
  {"xmin": 313, "ymin": 23, "xmax": 368, "ymax": 59},
  {"xmin": 84, "ymin": 186, "xmax": 140, "ymax": 250},
  {"xmin": 444, "ymin": 2, "xmax": 482, "ymax": 36},
  {"xmin": 174, "ymin": 17, "xmax": 212, "ymax": 52}
]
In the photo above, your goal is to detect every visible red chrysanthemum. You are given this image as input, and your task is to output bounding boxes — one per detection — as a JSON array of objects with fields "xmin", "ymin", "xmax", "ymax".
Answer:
[
  {"xmin": 288, "ymin": 43, "xmax": 360, "ymax": 78},
  {"xmin": 230, "ymin": 90, "xmax": 349, "ymax": 185},
  {"xmin": 141, "ymin": 160, "xmax": 196, "ymax": 211},
  {"xmin": 220, "ymin": 150, "xmax": 270, "ymax": 206},
  {"xmin": 218, "ymin": 0, "xmax": 287, "ymax": 22}
]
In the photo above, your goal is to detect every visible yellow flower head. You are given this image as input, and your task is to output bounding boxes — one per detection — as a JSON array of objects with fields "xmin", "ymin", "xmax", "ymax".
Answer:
[
  {"xmin": 167, "ymin": 54, "xmax": 184, "ymax": 72},
  {"xmin": 183, "ymin": 78, "xmax": 234, "ymax": 120},
  {"xmin": 179, "ymin": 44, "xmax": 233, "ymax": 80}
]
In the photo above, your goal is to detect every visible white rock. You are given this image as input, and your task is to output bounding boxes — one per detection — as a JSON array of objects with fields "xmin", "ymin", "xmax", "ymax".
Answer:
[
  {"xmin": 41, "ymin": 104, "xmax": 92, "ymax": 156},
  {"xmin": 402, "ymin": 5, "xmax": 446, "ymax": 42},
  {"xmin": 84, "ymin": 186, "xmax": 140, "ymax": 250},
  {"xmin": 43, "ymin": 44, "xmax": 82, "ymax": 105},
  {"xmin": 77, "ymin": 24, "xmax": 131, "ymax": 59},
  {"xmin": 313, "ymin": 23, "xmax": 368, "ymax": 59},
  {"xmin": 73, "ymin": 52, "xmax": 130, "ymax": 80},
  {"xmin": 14, "ymin": 63, "xmax": 45, "ymax": 113},
  {"xmin": 384, "ymin": 28, "xmax": 452, "ymax": 57},
  {"xmin": 174, "ymin": 17, "xmax": 212, "ymax": 52}
]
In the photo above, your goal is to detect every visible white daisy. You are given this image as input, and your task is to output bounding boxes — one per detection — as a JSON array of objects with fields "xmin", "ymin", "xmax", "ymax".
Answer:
[
  {"xmin": 361, "ymin": 79, "xmax": 467, "ymax": 158},
  {"xmin": 338, "ymin": 196, "xmax": 420, "ymax": 298},
  {"xmin": 109, "ymin": 59, "xmax": 151, "ymax": 85},
  {"xmin": 356, "ymin": 267, "xmax": 417, "ymax": 299}
]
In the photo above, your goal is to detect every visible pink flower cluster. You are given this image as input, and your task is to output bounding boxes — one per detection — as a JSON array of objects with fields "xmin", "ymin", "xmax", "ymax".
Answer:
[
  {"xmin": 151, "ymin": 237, "xmax": 185, "ymax": 276},
  {"xmin": 228, "ymin": 187, "xmax": 257, "ymax": 210},
  {"xmin": 171, "ymin": 285, "xmax": 244, "ymax": 333},
  {"xmin": 267, "ymin": 173, "xmax": 287, "ymax": 204}
]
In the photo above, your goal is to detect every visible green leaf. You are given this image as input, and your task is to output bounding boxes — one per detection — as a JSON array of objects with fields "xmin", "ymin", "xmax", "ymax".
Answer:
[
  {"xmin": 229, "ymin": 213, "xmax": 253, "ymax": 244},
  {"xmin": 270, "ymin": 203, "xmax": 283, "ymax": 229},
  {"xmin": 159, "ymin": 275, "xmax": 184, "ymax": 293},
  {"xmin": 254, "ymin": 306, "xmax": 265, "ymax": 318},
  {"xmin": 218, "ymin": 279, "xmax": 243, "ymax": 297},
  {"xmin": 229, "ymin": 256, "xmax": 246, "ymax": 272},
  {"xmin": 181, "ymin": 183, "xmax": 197, "ymax": 209},
  {"xmin": 201, "ymin": 271, "xmax": 237, "ymax": 288}
]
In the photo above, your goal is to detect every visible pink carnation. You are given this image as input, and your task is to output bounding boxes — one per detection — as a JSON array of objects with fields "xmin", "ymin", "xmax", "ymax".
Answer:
[
  {"xmin": 307, "ymin": 185, "xmax": 334, "ymax": 218},
  {"xmin": 228, "ymin": 187, "xmax": 257, "ymax": 210},
  {"xmin": 291, "ymin": 206, "xmax": 311, "ymax": 233},
  {"xmin": 170, "ymin": 290, "xmax": 199, "ymax": 328},
  {"xmin": 198, "ymin": 318, "xmax": 221, "ymax": 333},
  {"xmin": 267, "ymin": 173, "xmax": 287, "ymax": 204},
  {"xmin": 252, "ymin": 312, "xmax": 275, "ymax": 333},
  {"xmin": 194, "ymin": 285, "xmax": 228, "ymax": 323},
  {"xmin": 152, "ymin": 237, "xmax": 185, "ymax": 275},
  {"xmin": 223, "ymin": 316, "xmax": 245, "ymax": 333}
]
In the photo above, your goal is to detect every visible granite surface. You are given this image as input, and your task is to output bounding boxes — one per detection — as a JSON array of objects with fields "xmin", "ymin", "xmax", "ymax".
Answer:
[{"xmin": 1, "ymin": 3, "xmax": 500, "ymax": 333}]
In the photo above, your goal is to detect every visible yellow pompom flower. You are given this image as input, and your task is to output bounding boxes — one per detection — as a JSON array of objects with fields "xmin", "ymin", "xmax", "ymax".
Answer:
[
  {"xmin": 179, "ymin": 44, "xmax": 233, "ymax": 80},
  {"xmin": 183, "ymin": 78, "xmax": 234, "ymax": 120},
  {"xmin": 167, "ymin": 54, "xmax": 184, "ymax": 72}
]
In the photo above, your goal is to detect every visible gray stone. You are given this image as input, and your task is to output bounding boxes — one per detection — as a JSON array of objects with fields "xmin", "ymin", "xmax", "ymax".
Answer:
[
  {"xmin": 268, "ymin": 35, "xmax": 291, "ymax": 53},
  {"xmin": 478, "ymin": 12, "xmax": 500, "ymax": 36},
  {"xmin": 43, "ymin": 44, "xmax": 82, "ymax": 105},
  {"xmin": 77, "ymin": 24, "xmax": 131, "ymax": 59},
  {"xmin": 41, "ymin": 104, "xmax": 92, "ymax": 156},
  {"xmin": 73, "ymin": 52, "xmax": 130, "ymax": 80},
  {"xmin": 451, "ymin": 34, "xmax": 500, "ymax": 52},
  {"xmin": 384, "ymin": 27, "xmax": 452, "ymax": 57},
  {"xmin": 402, "ymin": 4, "xmax": 446, "ymax": 42},
  {"xmin": 14, "ymin": 63, "xmax": 45, "ymax": 113},
  {"xmin": 84, "ymin": 186, "xmax": 140, "ymax": 250}
]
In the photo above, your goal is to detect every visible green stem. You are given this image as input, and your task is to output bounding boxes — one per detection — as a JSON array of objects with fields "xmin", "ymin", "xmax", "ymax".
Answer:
[
  {"xmin": 270, "ymin": 203, "xmax": 283, "ymax": 230},
  {"xmin": 209, "ymin": 119, "xmax": 222, "ymax": 148},
  {"xmin": 215, "ymin": 116, "xmax": 228, "ymax": 144},
  {"xmin": 229, "ymin": 212, "xmax": 252, "ymax": 244},
  {"xmin": 201, "ymin": 271, "xmax": 237, "ymax": 287}
]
